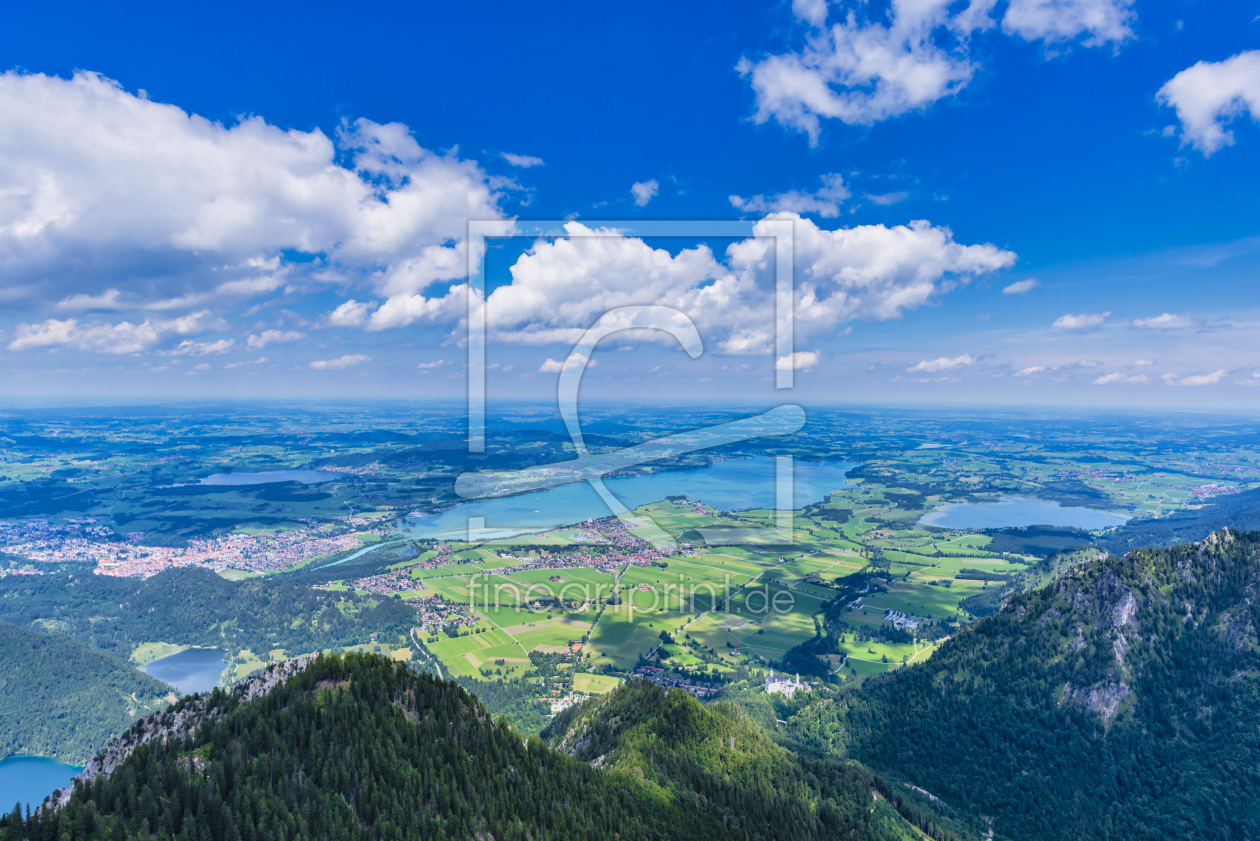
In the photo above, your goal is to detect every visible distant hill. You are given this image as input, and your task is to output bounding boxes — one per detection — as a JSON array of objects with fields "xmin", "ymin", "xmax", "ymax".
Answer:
[
  {"xmin": 10, "ymin": 653, "xmax": 971, "ymax": 841},
  {"xmin": 783, "ymin": 529, "xmax": 1260, "ymax": 841},
  {"xmin": 0, "ymin": 622, "xmax": 171, "ymax": 764},
  {"xmin": 0, "ymin": 566, "xmax": 414, "ymax": 659},
  {"xmin": 1100, "ymin": 486, "xmax": 1260, "ymax": 551},
  {"xmin": 545, "ymin": 678, "xmax": 977, "ymax": 841}
]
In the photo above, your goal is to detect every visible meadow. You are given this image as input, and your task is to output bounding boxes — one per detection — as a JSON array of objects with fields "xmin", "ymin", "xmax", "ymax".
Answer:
[{"xmin": 372, "ymin": 490, "xmax": 1046, "ymax": 685}]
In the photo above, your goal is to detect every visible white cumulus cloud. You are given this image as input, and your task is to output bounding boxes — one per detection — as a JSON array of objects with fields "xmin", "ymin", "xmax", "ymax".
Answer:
[
  {"xmin": 908, "ymin": 353, "xmax": 974, "ymax": 373},
  {"xmin": 1167, "ymin": 370, "xmax": 1226, "ymax": 386},
  {"xmin": 631, "ymin": 180, "xmax": 659, "ymax": 207},
  {"xmin": 1131, "ymin": 313, "xmax": 1200, "ymax": 329},
  {"xmin": 500, "ymin": 152, "xmax": 544, "ymax": 168},
  {"xmin": 247, "ymin": 329, "xmax": 306, "ymax": 350},
  {"xmin": 162, "ymin": 339, "xmax": 235, "ymax": 357},
  {"xmin": 1002, "ymin": 0, "xmax": 1134, "ymax": 46},
  {"xmin": 326, "ymin": 300, "xmax": 374, "ymax": 328},
  {"xmin": 730, "ymin": 174, "xmax": 851, "ymax": 218},
  {"xmin": 364, "ymin": 285, "xmax": 468, "ymax": 332},
  {"xmin": 739, "ymin": 0, "xmax": 1135, "ymax": 142},
  {"xmin": 0, "ymin": 70, "xmax": 508, "ymax": 321},
  {"xmin": 866, "ymin": 191, "xmax": 910, "ymax": 206},
  {"xmin": 1092, "ymin": 372, "xmax": 1148, "ymax": 385},
  {"xmin": 309, "ymin": 354, "xmax": 370, "ymax": 370},
  {"xmin": 1158, "ymin": 51, "xmax": 1260, "ymax": 155},
  {"xmin": 9, "ymin": 311, "xmax": 219, "ymax": 354},
  {"xmin": 55, "ymin": 289, "xmax": 126, "ymax": 311},
  {"xmin": 539, "ymin": 353, "xmax": 597, "ymax": 373},
  {"xmin": 486, "ymin": 216, "xmax": 1014, "ymax": 355},
  {"xmin": 1052, "ymin": 311, "xmax": 1110, "ymax": 331},
  {"xmin": 775, "ymin": 350, "xmax": 821, "ymax": 371},
  {"xmin": 1002, "ymin": 278, "xmax": 1040, "ymax": 294}
]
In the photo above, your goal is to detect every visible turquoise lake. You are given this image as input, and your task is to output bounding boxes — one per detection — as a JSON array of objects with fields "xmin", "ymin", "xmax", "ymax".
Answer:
[
  {"xmin": 0, "ymin": 756, "xmax": 82, "ymax": 811},
  {"xmin": 144, "ymin": 648, "xmax": 227, "ymax": 695},
  {"xmin": 403, "ymin": 456, "xmax": 854, "ymax": 541},
  {"xmin": 919, "ymin": 496, "xmax": 1130, "ymax": 530}
]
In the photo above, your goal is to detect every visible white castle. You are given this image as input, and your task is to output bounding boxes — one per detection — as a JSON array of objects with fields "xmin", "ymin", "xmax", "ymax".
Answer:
[{"xmin": 765, "ymin": 669, "xmax": 808, "ymax": 698}]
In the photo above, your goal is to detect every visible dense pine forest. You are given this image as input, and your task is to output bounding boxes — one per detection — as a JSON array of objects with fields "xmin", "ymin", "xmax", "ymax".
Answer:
[
  {"xmin": 0, "ymin": 654, "xmax": 964, "ymax": 841},
  {"xmin": 0, "ymin": 567, "xmax": 414, "ymax": 659},
  {"xmin": 0, "ymin": 622, "xmax": 172, "ymax": 763},
  {"xmin": 545, "ymin": 678, "xmax": 977, "ymax": 841},
  {"xmin": 781, "ymin": 529, "xmax": 1260, "ymax": 841}
]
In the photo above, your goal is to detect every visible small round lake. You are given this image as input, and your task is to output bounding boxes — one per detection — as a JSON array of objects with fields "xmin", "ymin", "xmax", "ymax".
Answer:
[
  {"xmin": 0, "ymin": 756, "xmax": 83, "ymax": 811},
  {"xmin": 404, "ymin": 456, "xmax": 854, "ymax": 541},
  {"xmin": 199, "ymin": 470, "xmax": 341, "ymax": 486},
  {"xmin": 920, "ymin": 496, "xmax": 1130, "ymax": 530},
  {"xmin": 144, "ymin": 648, "xmax": 227, "ymax": 695}
]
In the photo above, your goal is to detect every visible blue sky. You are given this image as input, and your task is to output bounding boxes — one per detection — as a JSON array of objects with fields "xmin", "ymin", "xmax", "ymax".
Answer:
[{"xmin": 0, "ymin": 0, "xmax": 1258, "ymax": 408}]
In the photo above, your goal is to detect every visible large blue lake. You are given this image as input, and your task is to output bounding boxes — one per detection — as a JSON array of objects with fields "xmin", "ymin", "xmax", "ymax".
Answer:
[
  {"xmin": 0, "ymin": 756, "xmax": 82, "ymax": 811},
  {"xmin": 144, "ymin": 648, "xmax": 227, "ymax": 695},
  {"xmin": 404, "ymin": 456, "xmax": 854, "ymax": 540},
  {"xmin": 920, "ymin": 496, "xmax": 1130, "ymax": 530}
]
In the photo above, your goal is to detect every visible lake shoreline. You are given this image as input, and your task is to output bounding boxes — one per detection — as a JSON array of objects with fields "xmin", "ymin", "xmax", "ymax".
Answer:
[
  {"xmin": 144, "ymin": 648, "xmax": 229, "ymax": 696},
  {"xmin": 0, "ymin": 755, "xmax": 84, "ymax": 811},
  {"xmin": 919, "ymin": 494, "xmax": 1131, "ymax": 531},
  {"xmin": 399, "ymin": 455, "xmax": 856, "ymax": 541}
]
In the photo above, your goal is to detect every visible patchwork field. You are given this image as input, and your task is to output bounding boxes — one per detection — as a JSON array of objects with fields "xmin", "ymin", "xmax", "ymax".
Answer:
[{"xmin": 323, "ymin": 489, "xmax": 1096, "ymax": 687}]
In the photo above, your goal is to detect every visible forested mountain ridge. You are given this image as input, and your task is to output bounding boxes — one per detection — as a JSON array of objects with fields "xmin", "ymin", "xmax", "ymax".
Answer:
[
  {"xmin": 783, "ymin": 528, "xmax": 1260, "ymax": 841},
  {"xmin": 545, "ymin": 679, "xmax": 977, "ymax": 841},
  {"xmin": 0, "ymin": 567, "xmax": 413, "ymax": 659},
  {"xmin": 0, "ymin": 621, "xmax": 173, "ymax": 763},
  {"xmin": 3, "ymin": 653, "xmax": 959, "ymax": 841}
]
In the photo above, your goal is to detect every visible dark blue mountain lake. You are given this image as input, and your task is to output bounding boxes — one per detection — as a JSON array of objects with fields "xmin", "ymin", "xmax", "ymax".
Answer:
[
  {"xmin": 144, "ymin": 648, "xmax": 227, "ymax": 695},
  {"xmin": 199, "ymin": 470, "xmax": 341, "ymax": 486},
  {"xmin": 0, "ymin": 756, "xmax": 83, "ymax": 811},
  {"xmin": 919, "ymin": 496, "xmax": 1130, "ymax": 530},
  {"xmin": 404, "ymin": 456, "xmax": 854, "ymax": 541}
]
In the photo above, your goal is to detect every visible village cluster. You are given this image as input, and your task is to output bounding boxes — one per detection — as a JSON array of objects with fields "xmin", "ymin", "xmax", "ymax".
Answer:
[
  {"xmin": 633, "ymin": 664, "xmax": 721, "ymax": 698},
  {"xmin": 493, "ymin": 517, "xmax": 698, "ymax": 577},
  {"xmin": 0, "ymin": 518, "xmax": 121, "ymax": 566},
  {"xmin": 1051, "ymin": 467, "xmax": 1246, "ymax": 499},
  {"xmin": 410, "ymin": 598, "xmax": 478, "ymax": 636},
  {"xmin": 0, "ymin": 516, "xmax": 389, "ymax": 578},
  {"xmin": 344, "ymin": 568, "xmax": 428, "ymax": 597},
  {"xmin": 883, "ymin": 610, "xmax": 921, "ymax": 631}
]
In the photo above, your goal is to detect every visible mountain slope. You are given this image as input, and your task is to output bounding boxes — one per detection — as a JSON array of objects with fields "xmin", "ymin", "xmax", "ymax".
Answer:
[
  {"xmin": 0, "ymin": 566, "xmax": 414, "ymax": 659},
  {"xmin": 784, "ymin": 529, "xmax": 1260, "ymax": 841},
  {"xmin": 0, "ymin": 621, "xmax": 172, "ymax": 763},
  {"xmin": 1100, "ymin": 485, "xmax": 1260, "ymax": 552},
  {"xmin": 3, "ymin": 653, "xmax": 963, "ymax": 841},
  {"xmin": 545, "ymin": 679, "xmax": 976, "ymax": 841}
]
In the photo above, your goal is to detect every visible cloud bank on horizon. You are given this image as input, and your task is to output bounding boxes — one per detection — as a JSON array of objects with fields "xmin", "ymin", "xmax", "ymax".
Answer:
[{"xmin": 0, "ymin": 0, "xmax": 1256, "ymax": 405}]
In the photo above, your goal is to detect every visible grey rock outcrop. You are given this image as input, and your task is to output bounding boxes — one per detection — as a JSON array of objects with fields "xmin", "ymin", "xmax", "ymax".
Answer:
[{"xmin": 46, "ymin": 654, "xmax": 318, "ymax": 810}]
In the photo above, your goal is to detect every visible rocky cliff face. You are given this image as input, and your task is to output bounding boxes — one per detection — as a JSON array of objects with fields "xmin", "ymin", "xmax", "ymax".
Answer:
[
  {"xmin": 47, "ymin": 654, "xmax": 317, "ymax": 810},
  {"xmin": 785, "ymin": 528, "xmax": 1260, "ymax": 841}
]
